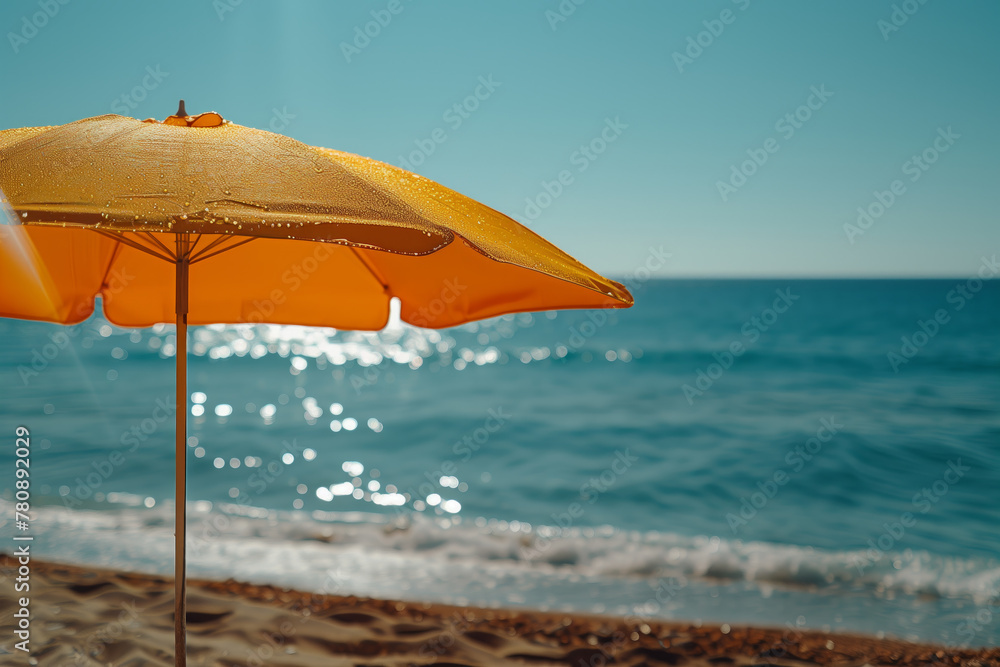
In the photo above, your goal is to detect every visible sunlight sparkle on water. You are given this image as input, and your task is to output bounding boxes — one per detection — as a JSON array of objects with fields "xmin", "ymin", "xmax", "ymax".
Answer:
[{"xmin": 331, "ymin": 482, "xmax": 354, "ymax": 496}]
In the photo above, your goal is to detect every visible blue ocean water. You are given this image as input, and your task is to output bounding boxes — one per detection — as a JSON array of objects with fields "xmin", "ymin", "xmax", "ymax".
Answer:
[{"xmin": 1, "ymin": 278, "xmax": 999, "ymax": 646}]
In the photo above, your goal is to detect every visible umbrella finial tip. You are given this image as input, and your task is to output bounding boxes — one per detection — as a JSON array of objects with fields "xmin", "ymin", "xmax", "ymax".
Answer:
[{"xmin": 176, "ymin": 100, "xmax": 187, "ymax": 117}]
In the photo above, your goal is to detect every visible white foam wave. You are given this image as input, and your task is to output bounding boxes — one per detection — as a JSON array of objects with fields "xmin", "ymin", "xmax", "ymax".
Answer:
[{"xmin": 3, "ymin": 500, "xmax": 997, "ymax": 608}]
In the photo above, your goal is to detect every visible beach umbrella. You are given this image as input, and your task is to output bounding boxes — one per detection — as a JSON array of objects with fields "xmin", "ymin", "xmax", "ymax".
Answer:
[{"xmin": 0, "ymin": 102, "xmax": 633, "ymax": 665}]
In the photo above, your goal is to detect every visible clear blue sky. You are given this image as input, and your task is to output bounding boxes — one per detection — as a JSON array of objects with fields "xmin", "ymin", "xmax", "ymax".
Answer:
[{"xmin": 2, "ymin": 1, "xmax": 997, "ymax": 277}]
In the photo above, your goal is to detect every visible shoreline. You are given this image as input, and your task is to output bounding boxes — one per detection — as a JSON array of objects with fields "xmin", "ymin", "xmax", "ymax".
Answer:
[{"xmin": 3, "ymin": 555, "xmax": 998, "ymax": 666}]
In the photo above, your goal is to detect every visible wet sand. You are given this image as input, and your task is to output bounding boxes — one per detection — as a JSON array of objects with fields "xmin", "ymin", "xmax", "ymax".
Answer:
[{"xmin": 2, "ymin": 555, "xmax": 997, "ymax": 666}]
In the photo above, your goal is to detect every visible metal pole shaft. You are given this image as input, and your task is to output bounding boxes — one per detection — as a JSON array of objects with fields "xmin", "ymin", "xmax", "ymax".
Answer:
[{"xmin": 174, "ymin": 236, "xmax": 189, "ymax": 667}]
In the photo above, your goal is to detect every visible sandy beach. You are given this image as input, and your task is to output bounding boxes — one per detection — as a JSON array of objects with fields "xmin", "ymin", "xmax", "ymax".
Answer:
[{"xmin": 3, "ymin": 555, "xmax": 997, "ymax": 667}]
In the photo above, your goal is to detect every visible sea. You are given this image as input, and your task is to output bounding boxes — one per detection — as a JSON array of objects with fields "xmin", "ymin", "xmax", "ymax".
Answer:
[{"xmin": 1, "ymin": 278, "xmax": 998, "ymax": 646}]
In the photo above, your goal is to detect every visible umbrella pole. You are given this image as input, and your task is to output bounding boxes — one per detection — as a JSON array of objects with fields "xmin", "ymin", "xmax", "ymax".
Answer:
[{"xmin": 174, "ymin": 237, "xmax": 190, "ymax": 667}]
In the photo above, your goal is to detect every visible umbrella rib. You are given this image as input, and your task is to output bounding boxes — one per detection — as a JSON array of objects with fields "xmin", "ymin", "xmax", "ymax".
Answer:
[
  {"xmin": 349, "ymin": 247, "xmax": 390, "ymax": 292},
  {"xmin": 92, "ymin": 229, "xmax": 176, "ymax": 263},
  {"xmin": 140, "ymin": 232, "xmax": 175, "ymax": 259},
  {"xmin": 97, "ymin": 238, "xmax": 125, "ymax": 291},
  {"xmin": 190, "ymin": 236, "xmax": 257, "ymax": 264},
  {"xmin": 188, "ymin": 234, "xmax": 236, "ymax": 262},
  {"xmin": 187, "ymin": 233, "xmax": 204, "ymax": 258}
]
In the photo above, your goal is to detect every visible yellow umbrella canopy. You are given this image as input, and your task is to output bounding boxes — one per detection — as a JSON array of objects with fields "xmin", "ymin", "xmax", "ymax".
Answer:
[
  {"xmin": 0, "ymin": 104, "xmax": 633, "ymax": 666},
  {"xmin": 0, "ymin": 108, "xmax": 632, "ymax": 329}
]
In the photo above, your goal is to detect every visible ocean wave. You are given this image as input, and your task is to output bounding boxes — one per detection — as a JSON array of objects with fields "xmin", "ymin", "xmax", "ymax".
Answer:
[{"xmin": 6, "ymin": 499, "xmax": 998, "ymax": 607}]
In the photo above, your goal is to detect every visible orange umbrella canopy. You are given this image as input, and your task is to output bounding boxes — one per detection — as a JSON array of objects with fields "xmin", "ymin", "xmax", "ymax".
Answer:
[{"xmin": 0, "ymin": 110, "xmax": 632, "ymax": 329}]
